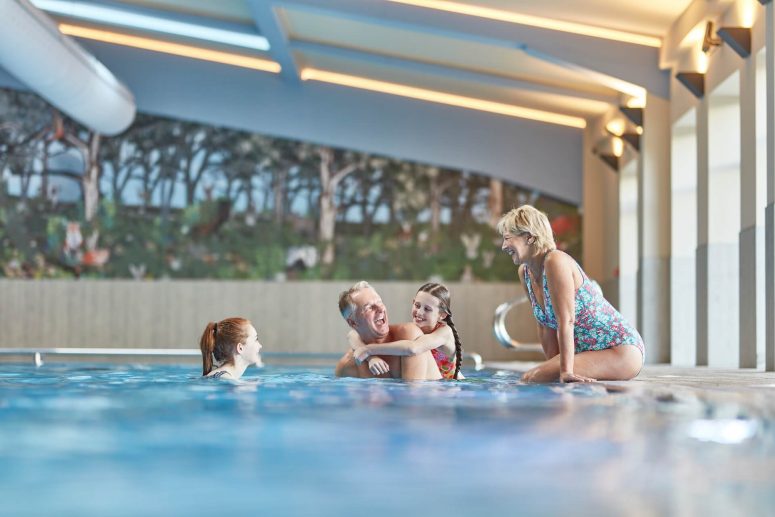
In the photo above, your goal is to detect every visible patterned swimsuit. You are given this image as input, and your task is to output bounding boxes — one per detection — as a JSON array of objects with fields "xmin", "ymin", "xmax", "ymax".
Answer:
[
  {"xmin": 524, "ymin": 251, "xmax": 645, "ymax": 357},
  {"xmin": 431, "ymin": 347, "xmax": 457, "ymax": 379},
  {"xmin": 429, "ymin": 322, "xmax": 458, "ymax": 380}
]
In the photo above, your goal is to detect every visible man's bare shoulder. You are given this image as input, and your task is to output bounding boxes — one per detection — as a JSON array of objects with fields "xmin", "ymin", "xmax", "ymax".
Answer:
[{"xmin": 389, "ymin": 322, "xmax": 423, "ymax": 340}]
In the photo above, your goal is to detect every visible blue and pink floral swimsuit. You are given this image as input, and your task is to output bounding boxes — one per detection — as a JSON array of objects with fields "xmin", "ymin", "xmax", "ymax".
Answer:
[{"xmin": 523, "ymin": 251, "xmax": 645, "ymax": 357}]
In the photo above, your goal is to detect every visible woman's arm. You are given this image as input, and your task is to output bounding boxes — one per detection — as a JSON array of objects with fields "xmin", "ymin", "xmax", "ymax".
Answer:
[
  {"xmin": 518, "ymin": 264, "xmax": 546, "ymax": 350},
  {"xmin": 540, "ymin": 325, "xmax": 559, "ymax": 359},
  {"xmin": 353, "ymin": 326, "xmax": 453, "ymax": 363},
  {"xmin": 545, "ymin": 253, "xmax": 594, "ymax": 382}
]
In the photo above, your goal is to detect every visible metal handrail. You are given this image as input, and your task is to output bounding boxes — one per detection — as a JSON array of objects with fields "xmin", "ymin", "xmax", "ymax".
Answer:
[
  {"xmin": 0, "ymin": 348, "xmax": 484, "ymax": 370},
  {"xmin": 493, "ymin": 295, "xmax": 543, "ymax": 353}
]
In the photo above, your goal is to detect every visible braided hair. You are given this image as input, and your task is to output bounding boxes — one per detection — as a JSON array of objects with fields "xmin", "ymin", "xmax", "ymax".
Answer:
[{"xmin": 417, "ymin": 282, "xmax": 463, "ymax": 379}]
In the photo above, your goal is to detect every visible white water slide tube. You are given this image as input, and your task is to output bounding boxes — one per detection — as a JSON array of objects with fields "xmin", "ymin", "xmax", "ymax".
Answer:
[{"xmin": 0, "ymin": 0, "xmax": 135, "ymax": 135}]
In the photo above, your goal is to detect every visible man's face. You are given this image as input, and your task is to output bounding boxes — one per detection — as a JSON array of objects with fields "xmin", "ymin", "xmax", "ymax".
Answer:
[{"xmin": 349, "ymin": 287, "xmax": 389, "ymax": 341}]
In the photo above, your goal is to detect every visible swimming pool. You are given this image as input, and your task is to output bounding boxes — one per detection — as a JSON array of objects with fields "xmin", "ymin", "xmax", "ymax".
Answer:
[{"xmin": 0, "ymin": 363, "xmax": 772, "ymax": 516}]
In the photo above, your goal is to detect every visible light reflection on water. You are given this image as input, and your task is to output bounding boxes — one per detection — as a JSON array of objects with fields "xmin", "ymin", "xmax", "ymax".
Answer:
[{"xmin": 0, "ymin": 364, "xmax": 772, "ymax": 517}]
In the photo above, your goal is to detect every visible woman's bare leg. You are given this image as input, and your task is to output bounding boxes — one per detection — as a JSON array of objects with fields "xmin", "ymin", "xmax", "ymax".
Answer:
[{"xmin": 522, "ymin": 345, "xmax": 643, "ymax": 383}]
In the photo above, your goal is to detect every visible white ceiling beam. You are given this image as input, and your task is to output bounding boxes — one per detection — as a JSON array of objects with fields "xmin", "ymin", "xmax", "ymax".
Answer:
[
  {"xmin": 276, "ymin": 0, "xmax": 669, "ymax": 98},
  {"xmin": 289, "ymin": 39, "xmax": 620, "ymax": 106},
  {"xmin": 247, "ymin": 0, "xmax": 300, "ymax": 82}
]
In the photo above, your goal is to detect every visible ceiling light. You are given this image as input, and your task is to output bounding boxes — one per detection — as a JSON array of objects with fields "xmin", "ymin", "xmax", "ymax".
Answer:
[
  {"xmin": 619, "ymin": 107, "xmax": 643, "ymax": 127},
  {"xmin": 59, "ymin": 24, "xmax": 281, "ymax": 73},
  {"xmin": 33, "ymin": 0, "xmax": 269, "ymax": 51},
  {"xmin": 388, "ymin": 0, "xmax": 661, "ymax": 47},
  {"xmin": 605, "ymin": 119, "xmax": 625, "ymax": 137},
  {"xmin": 675, "ymin": 71, "xmax": 705, "ymax": 98},
  {"xmin": 300, "ymin": 68, "xmax": 586, "ymax": 128},
  {"xmin": 717, "ymin": 27, "xmax": 752, "ymax": 58},
  {"xmin": 612, "ymin": 136, "xmax": 624, "ymax": 157},
  {"xmin": 597, "ymin": 153, "xmax": 620, "ymax": 172},
  {"xmin": 605, "ymin": 119, "xmax": 641, "ymax": 151},
  {"xmin": 521, "ymin": 46, "xmax": 648, "ymax": 106},
  {"xmin": 701, "ymin": 21, "xmax": 722, "ymax": 53}
]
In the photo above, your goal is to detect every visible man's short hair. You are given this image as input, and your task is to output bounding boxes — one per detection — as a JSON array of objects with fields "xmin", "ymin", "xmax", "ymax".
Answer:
[{"xmin": 338, "ymin": 280, "xmax": 372, "ymax": 319}]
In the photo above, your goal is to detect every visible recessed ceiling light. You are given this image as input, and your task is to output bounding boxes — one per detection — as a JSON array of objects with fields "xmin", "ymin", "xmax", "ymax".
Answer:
[
  {"xmin": 33, "ymin": 0, "xmax": 270, "ymax": 51},
  {"xmin": 389, "ymin": 0, "xmax": 661, "ymax": 48},
  {"xmin": 59, "ymin": 24, "xmax": 281, "ymax": 73},
  {"xmin": 301, "ymin": 68, "xmax": 586, "ymax": 128}
]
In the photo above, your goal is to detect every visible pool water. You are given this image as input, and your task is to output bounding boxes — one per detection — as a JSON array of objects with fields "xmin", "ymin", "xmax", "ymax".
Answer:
[{"xmin": 0, "ymin": 364, "xmax": 773, "ymax": 516}]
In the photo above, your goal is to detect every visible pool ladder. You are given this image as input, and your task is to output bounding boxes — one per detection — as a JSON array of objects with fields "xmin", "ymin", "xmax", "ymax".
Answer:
[{"xmin": 493, "ymin": 294, "xmax": 543, "ymax": 353}]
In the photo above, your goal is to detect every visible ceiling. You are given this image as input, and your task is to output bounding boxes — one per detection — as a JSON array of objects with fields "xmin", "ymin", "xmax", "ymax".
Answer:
[
  {"xmin": 0, "ymin": 0, "xmax": 700, "ymax": 203},
  {"xmin": 28, "ymin": 0, "xmax": 694, "ymax": 127}
]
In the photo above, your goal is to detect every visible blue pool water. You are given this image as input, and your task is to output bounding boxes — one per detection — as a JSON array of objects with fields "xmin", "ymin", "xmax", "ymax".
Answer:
[{"xmin": 0, "ymin": 363, "xmax": 773, "ymax": 516}]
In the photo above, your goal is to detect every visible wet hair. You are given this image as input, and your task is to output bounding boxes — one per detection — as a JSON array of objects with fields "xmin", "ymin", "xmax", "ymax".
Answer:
[
  {"xmin": 338, "ymin": 280, "xmax": 372, "ymax": 319},
  {"xmin": 199, "ymin": 317, "xmax": 250, "ymax": 376},
  {"xmin": 417, "ymin": 282, "xmax": 463, "ymax": 379},
  {"xmin": 496, "ymin": 205, "xmax": 556, "ymax": 253}
]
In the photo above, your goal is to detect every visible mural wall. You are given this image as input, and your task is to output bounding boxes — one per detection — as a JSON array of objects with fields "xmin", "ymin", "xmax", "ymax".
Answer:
[{"xmin": 0, "ymin": 88, "xmax": 581, "ymax": 281}]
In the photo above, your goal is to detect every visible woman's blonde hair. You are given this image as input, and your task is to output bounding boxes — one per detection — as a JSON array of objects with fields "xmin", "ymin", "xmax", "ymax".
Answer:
[{"xmin": 496, "ymin": 205, "xmax": 556, "ymax": 252}]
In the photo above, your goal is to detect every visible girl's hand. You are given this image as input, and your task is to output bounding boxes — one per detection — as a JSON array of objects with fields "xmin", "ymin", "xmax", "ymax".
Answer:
[
  {"xmin": 368, "ymin": 357, "xmax": 390, "ymax": 376},
  {"xmin": 348, "ymin": 330, "xmax": 365, "ymax": 351},
  {"xmin": 353, "ymin": 345, "xmax": 370, "ymax": 364},
  {"xmin": 560, "ymin": 371, "xmax": 596, "ymax": 383}
]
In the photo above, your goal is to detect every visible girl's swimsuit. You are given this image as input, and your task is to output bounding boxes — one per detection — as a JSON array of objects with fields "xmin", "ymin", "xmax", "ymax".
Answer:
[
  {"xmin": 207, "ymin": 371, "xmax": 230, "ymax": 379},
  {"xmin": 523, "ymin": 251, "xmax": 645, "ymax": 357},
  {"xmin": 429, "ymin": 322, "xmax": 458, "ymax": 379},
  {"xmin": 431, "ymin": 347, "xmax": 457, "ymax": 380}
]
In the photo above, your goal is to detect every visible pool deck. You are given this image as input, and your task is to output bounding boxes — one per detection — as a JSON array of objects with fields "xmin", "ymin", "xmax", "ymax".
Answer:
[{"xmin": 485, "ymin": 361, "xmax": 775, "ymax": 414}]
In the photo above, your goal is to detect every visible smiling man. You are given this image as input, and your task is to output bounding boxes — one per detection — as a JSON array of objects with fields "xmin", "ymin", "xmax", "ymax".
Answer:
[{"xmin": 334, "ymin": 281, "xmax": 441, "ymax": 380}]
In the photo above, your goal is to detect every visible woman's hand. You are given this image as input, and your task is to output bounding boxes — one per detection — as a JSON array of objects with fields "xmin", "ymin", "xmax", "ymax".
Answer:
[
  {"xmin": 367, "ymin": 357, "xmax": 390, "ymax": 376},
  {"xmin": 353, "ymin": 345, "xmax": 371, "ymax": 364},
  {"xmin": 559, "ymin": 371, "xmax": 596, "ymax": 383}
]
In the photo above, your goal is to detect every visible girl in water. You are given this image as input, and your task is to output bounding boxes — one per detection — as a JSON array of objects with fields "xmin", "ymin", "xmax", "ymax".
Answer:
[
  {"xmin": 199, "ymin": 317, "xmax": 262, "ymax": 379},
  {"xmin": 350, "ymin": 283, "xmax": 463, "ymax": 379}
]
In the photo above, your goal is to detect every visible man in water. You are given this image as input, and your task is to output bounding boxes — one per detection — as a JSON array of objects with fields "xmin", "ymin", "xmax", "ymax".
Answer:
[{"xmin": 334, "ymin": 281, "xmax": 441, "ymax": 380}]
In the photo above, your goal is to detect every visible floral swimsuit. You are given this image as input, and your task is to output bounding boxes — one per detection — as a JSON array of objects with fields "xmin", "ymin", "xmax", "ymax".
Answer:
[
  {"xmin": 523, "ymin": 251, "xmax": 645, "ymax": 357},
  {"xmin": 431, "ymin": 347, "xmax": 457, "ymax": 379},
  {"xmin": 429, "ymin": 322, "xmax": 458, "ymax": 379}
]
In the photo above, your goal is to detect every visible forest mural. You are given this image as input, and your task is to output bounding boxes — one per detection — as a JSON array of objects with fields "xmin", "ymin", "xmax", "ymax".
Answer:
[{"xmin": 0, "ymin": 87, "xmax": 581, "ymax": 281}]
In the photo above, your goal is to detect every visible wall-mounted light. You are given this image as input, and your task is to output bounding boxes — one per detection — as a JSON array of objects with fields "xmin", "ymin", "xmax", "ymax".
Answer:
[
  {"xmin": 619, "ymin": 106, "xmax": 643, "ymax": 127},
  {"xmin": 702, "ymin": 21, "xmax": 721, "ymax": 53},
  {"xmin": 716, "ymin": 27, "xmax": 752, "ymax": 58},
  {"xmin": 605, "ymin": 119, "xmax": 641, "ymax": 151},
  {"xmin": 621, "ymin": 133, "xmax": 641, "ymax": 151},
  {"xmin": 598, "ymin": 154, "xmax": 620, "ymax": 172},
  {"xmin": 676, "ymin": 72, "xmax": 705, "ymax": 98},
  {"xmin": 593, "ymin": 136, "xmax": 624, "ymax": 172}
]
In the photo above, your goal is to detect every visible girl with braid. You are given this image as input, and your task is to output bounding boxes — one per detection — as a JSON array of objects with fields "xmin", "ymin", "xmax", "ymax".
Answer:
[
  {"xmin": 350, "ymin": 283, "xmax": 464, "ymax": 380},
  {"xmin": 199, "ymin": 317, "xmax": 263, "ymax": 380}
]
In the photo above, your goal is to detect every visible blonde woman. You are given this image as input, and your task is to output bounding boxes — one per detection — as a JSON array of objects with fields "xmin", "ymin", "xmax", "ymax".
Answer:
[{"xmin": 497, "ymin": 205, "xmax": 644, "ymax": 383}]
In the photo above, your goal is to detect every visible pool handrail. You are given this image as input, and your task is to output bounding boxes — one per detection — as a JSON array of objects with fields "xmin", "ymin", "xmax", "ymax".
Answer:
[
  {"xmin": 493, "ymin": 295, "xmax": 543, "ymax": 353},
  {"xmin": 0, "ymin": 348, "xmax": 484, "ymax": 370}
]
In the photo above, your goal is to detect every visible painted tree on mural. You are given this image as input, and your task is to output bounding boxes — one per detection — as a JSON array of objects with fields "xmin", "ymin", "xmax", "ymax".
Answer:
[
  {"xmin": 317, "ymin": 146, "xmax": 366, "ymax": 268},
  {"xmin": 0, "ymin": 87, "xmax": 582, "ymax": 281}
]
